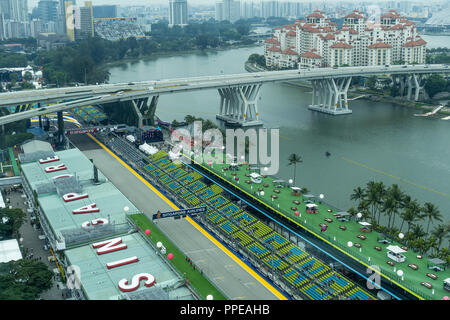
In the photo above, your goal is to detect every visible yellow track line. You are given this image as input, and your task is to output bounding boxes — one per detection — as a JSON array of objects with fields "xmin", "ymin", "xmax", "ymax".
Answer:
[
  {"xmin": 87, "ymin": 133, "xmax": 287, "ymax": 300},
  {"xmin": 341, "ymin": 157, "xmax": 449, "ymax": 198}
]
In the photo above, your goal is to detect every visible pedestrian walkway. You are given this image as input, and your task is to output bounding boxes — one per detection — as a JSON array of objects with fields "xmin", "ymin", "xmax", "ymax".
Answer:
[{"xmin": 9, "ymin": 189, "xmax": 63, "ymax": 300}]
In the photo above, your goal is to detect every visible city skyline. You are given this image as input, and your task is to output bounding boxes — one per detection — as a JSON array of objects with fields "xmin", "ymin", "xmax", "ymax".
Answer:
[{"xmin": 25, "ymin": 0, "xmax": 447, "ymax": 10}]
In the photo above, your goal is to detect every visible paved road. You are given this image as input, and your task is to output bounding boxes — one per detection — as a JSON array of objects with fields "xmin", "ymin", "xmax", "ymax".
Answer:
[
  {"xmin": 7, "ymin": 188, "xmax": 63, "ymax": 300},
  {"xmin": 75, "ymin": 138, "xmax": 279, "ymax": 300}
]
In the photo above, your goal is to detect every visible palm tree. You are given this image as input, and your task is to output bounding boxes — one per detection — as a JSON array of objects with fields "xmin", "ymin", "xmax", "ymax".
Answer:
[
  {"xmin": 382, "ymin": 196, "xmax": 396, "ymax": 229},
  {"xmin": 184, "ymin": 115, "xmax": 196, "ymax": 124},
  {"xmin": 365, "ymin": 181, "xmax": 377, "ymax": 219},
  {"xmin": 416, "ymin": 237, "xmax": 431, "ymax": 255},
  {"xmin": 422, "ymin": 202, "xmax": 443, "ymax": 233},
  {"xmin": 300, "ymin": 187, "xmax": 309, "ymax": 194},
  {"xmin": 387, "ymin": 184, "xmax": 404, "ymax": 228},
  {"xmin": 427, "ymin": 236, "xmax": 439, "ymax": 256},
  {"xmin": 287, "ymin": 153, "xmax": 303, "ymax": 185},
  {"xmin": 400, "ymin": 199, "xmax": 421, "ymax": 234},
  {"xmin": 348, "ymin": 207, "xmax": 357, "ymax": 218},
  {"xmin": 438, "ymin": 247, "xmax": 449, "ymax": 265},
  {"xmin": 410, "ymin": 224, "xmax": 426, "ymax": 247},
  {"xmin": 431, "ymin": 224, "xmax": 448, "ymax": 250},
  {"xmin": 350, "ymin": 186, "xmax": 366, "ymax": 207},
  {"xmin": 374, "ymin": 182, "xmax": 387, "ymax": 224}
]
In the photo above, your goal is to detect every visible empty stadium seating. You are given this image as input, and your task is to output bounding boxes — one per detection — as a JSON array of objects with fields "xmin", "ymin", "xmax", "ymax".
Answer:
[
  {"xmin": 136, "ymin": 140, "xmax": 376, "ymax": 301},
  {"xmin": 94, "ymin": 17, "xmax": 146, "ymax": 41}
]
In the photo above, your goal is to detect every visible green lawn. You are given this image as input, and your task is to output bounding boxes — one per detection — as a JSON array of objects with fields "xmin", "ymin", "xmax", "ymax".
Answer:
[
  {"xmin": 194, "ymin": 159, "xmax": 450, "ymax": 300},
  {"xmin": 129, "ymin": 213, "xmax": 227, "ymax": 300}
]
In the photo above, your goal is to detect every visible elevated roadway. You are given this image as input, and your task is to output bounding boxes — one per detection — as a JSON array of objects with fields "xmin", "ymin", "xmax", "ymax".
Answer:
[{"xmin": 0, "ymin": 64, "xmax": 448, "ymax": 126}]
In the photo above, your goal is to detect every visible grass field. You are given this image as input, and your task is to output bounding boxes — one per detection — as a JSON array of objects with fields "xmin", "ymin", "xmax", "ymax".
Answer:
[
  {"xmin": 129, "ymin": 213, "xmax": 227, "ymax": 300},
  {"xmin": 192, "ymin": 159, "xmax": 450, "ymax": 300}
]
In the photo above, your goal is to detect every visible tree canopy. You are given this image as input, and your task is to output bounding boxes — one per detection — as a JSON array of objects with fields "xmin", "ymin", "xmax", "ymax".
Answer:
[
  {"xmin": 0, "ymin": 259, "xmax": 53, "ymax": 300},
  {"xmin": 0, "ymin": 208, "xmax": 26, "ymax": 240}
]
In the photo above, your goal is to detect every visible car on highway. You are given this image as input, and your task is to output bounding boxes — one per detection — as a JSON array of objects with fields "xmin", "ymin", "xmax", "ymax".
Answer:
[
  {"xmin": 402, "ymin": 65, "xmax": 408, "ymax": 68},
  {"xmin": 117, "ymin": 91, "xmax": 124, "ymax": 96},
  {"xmin": 128, "ymin": 82, "xmax": 135, "ymax": 85}
]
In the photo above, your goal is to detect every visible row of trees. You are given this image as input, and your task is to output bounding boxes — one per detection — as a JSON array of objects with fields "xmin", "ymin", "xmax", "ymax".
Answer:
[
  {"xmin": 34, "ymin": 20, "xmax": 255, "ymax": 87},
  {"xmin": 350, "ymin": 181, "xmax": 449, "ymax": 262},
  {"xmin": 0, "ymin": 259, "xmax": 53, "ymax": 299},
  {"xmin": 365, "ymin": 74, "xmax": 450, "ymax": 99},
  {"xmin": 247, "ymin": 53, "xmax": 266, "ymax": 69}
]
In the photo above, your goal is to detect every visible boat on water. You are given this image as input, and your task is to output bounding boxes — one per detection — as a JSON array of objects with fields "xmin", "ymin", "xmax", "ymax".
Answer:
[{"xmin": 225, "ymin": 119, "xmax": 241, "ymax": 128}]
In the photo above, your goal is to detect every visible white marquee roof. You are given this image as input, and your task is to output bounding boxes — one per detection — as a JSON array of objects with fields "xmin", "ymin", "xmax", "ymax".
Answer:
[
  {"xmin": 0, "ymin": 239, "xmax": 23, "ymax": 263},
  {"xmin": 250, "ymin": 173, "xmax": 261, "ymax": 179},
  {"xmin": 386, "ymin": 245, "xmax": 406, "ymax": 254}
]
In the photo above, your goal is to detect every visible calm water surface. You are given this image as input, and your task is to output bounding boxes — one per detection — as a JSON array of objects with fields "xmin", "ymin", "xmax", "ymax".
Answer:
[{"xmin": 108, "ymin": 42, "xmax": 450, "ymax": 225}]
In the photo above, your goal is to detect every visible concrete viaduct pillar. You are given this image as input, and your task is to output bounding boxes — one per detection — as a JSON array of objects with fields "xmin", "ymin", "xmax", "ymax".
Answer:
[
  {"xmin": 393, "ymin": 74, "xmax": 427, "ymax": 101},
  {"xmin": 308, "ymin": 77, "xmax": 352, "ymax": 115},
  {"xmin": 131, "ymin": 95, "xmax": 159, "ymax": 128},
  {"xmin": 216, "ymin": 84, "xmax": 262, "ymax": 127}
]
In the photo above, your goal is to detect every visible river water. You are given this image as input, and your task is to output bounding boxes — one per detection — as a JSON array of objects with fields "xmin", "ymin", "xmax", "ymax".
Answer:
[{"xmin": 108, "ymin": 40, "xmax": 450, "ymax": 225}]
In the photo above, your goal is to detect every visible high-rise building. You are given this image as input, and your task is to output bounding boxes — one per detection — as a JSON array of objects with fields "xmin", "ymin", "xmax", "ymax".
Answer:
[
  {"xmin": 8, "ymin": 0, "xmax": 28, "ymax": 22},
  {"xmin": 241, "ymin": 0, "xmax": 256, "ymax": 19},
  {"xmin": 0, "ymin": 0, "xmax": 11, "ymax": 20},
  {"xmin": 215, "ymin": 0, "xmax": 223, "ymax": 21},
  {"xmin": 93, "ymin": 5, "xmax": 117, "ymax": 19},
  {"xmin": 265, "ymin": 9, "xmax": 427, "ymax": 69},
  {"xmin": 78, "ymin": 1, "xmax": 93, "ymax": 38},
  {"xmin": 0, "ymin": 13, "xmax": 5, "ymax": 40},
  {"xmin": 168, "ymin": 0, "xmax": 188, "ymax": 27},
  {"xmin": 261, "ymin": 0, "xmax": 279, "ymax": 18},
  {"xmin": 215, "ymin": 0, "xmax": 240, "ymax": 23},
  {"xmin": 38, "ymin": 0, "xmax": 58, "ymax": 22}
]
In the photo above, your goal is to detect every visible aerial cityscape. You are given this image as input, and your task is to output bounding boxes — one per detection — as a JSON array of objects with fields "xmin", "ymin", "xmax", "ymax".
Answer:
[{"xmin": 0, "ymin": 0, "xmax": 449, "ymax": 308}]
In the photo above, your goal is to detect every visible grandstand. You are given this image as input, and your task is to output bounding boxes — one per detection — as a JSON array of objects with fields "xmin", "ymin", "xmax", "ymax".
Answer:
[
  {"xmin": 72, "ymin": 106, "xmax": 107, "ymax": 124},
  {"xmin": 94, "ymin": 17, "xmax": 147, "ymax": 41},
  {"xmin": 20, "ymin": 146, "xmax": 194, "ymax": 300},
  {"xmin": 105, "ymin": 135, "xmax": 376, "ymax": 301}
]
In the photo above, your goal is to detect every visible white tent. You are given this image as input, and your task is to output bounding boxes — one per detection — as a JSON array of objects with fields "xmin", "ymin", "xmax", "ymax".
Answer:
[
  {"xmin": 0, "ymin": 193, "xmax": 5, "ymax": 209},
  {"xmin": 0, "ymin": 239, "xmax": 23, "ymax": 263},
  {"xmin": 386, "ymin": 245, "xmax": 406, "ymax": 254},
  {"xmin": 250, "ymin": 173, "xmax": 261, "ymax": 179},
  {"xmin": 359, "ymin": 221, "xmax": 372, "ymax": 227},
  {"xmin": 291, "ymin": 187, "xmax": 301, "ymax": 191},
  {"xmin": 139, "ymin": 143, "xmax": 158, "ymax": 155},
  {"xmin": 168, "ymin": 150, "xmax": 181, "ymax": 160},
  {"xmin": 306, "ymin": 203, "xmax": 317, "ymax": 208}
]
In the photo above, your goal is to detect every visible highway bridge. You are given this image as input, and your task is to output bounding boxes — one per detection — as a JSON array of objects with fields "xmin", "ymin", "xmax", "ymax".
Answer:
[{"xmin": 0, "ymin": 64, "xmax": 448, "ymax": 128}]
